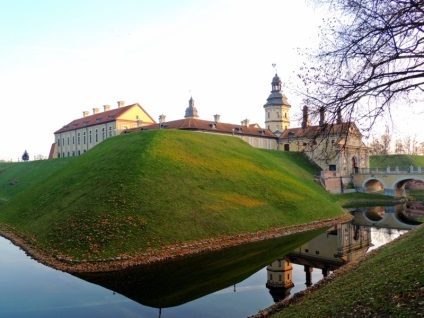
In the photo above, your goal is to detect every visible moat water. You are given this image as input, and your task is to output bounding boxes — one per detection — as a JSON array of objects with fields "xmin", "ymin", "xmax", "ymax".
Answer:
[{"xmin": 0, "ymin": 204, "xmax": 422, "ymax": 318}]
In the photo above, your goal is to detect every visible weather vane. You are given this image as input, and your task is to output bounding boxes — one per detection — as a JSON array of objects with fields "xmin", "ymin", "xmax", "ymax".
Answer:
[{"xmin": 272, "ymin": 63, "xmax": 277, "ymax": 74}]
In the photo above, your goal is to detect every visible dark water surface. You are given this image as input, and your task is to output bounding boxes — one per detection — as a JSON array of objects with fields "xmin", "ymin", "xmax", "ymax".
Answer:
[{"xmin": 0, "ymin": 204, "xmax": 421, "ymax": 318}]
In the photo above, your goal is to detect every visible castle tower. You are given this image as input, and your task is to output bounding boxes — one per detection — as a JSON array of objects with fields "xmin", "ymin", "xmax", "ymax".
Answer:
[
  {"xmin": 266, "ymin": 258, "xmax": 294, "ymax": 302},
  {"xmin": 184, "ymin": 96, "xmax": 199, "ymax": 118},
  {"xmin": 264, "ymin": 73, "xmax": 291, "ymax": 133}
]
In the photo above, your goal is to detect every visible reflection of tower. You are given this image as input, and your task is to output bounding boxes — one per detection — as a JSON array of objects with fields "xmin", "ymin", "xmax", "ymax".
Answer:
[{"xmin": 266, "ymin": 258, "xmax": 294, "ymax": 302}]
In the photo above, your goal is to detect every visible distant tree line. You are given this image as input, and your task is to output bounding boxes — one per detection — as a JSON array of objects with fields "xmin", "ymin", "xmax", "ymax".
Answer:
[{"xmin": 368, "ymin": 128, "xmax": 424, "ymax": 155}]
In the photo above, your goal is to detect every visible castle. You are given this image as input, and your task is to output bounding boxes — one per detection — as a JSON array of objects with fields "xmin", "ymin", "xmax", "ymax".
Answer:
[{"xmin": 51, "ymin": 73, "xmax": 369, "ymax": 191}]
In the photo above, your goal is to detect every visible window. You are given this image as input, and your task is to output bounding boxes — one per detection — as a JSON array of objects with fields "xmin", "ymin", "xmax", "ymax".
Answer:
[
  {"xmin": 62, "ymin": 152, "xmax": 64, "ymax": 158},
  {"xmin": 279, "ymin": 275, "xmax": 282, "ymax": 281},
  {"xmin": 305, "ymin": 249, "xmax": 309, "ymax": 253},
  {"xmin": 89, "ymin": 131, "xmax": 92, "ymax": 143},
  {"xmin": 72, "ymin": 136, "xmax": 75, "ymax": 144},
  {"xmin": 83, "ymin": 132, "xmax": 86, "ymax": 144},
  {"xmin": 58, "ymin": 153, "xmax": 61, "ymax": 158},
  {"xmin": 95, "ymin": 129, "xmax": 98, "ymax": 142},
  {"xmin": 102, "ymin": 128, "xmax": 105, "ymax": 140},
  {"xmin": 67, "ymin": 137, "xmax": 69, "ymax": 145},
  {"xmin": 329, "ymin": 165, "xmax": 337, "ymax": 171},
  {"xmin": 267, "ymin": 112, "xmax": 270, "ymax": 119},
  {"xmin": 62, "ymin": 138, "xmax": 64, "ymax": 146},
  {"xmin": 77, "ymin": 133, "xmax": 80, "ymax": 145},
  {"xmin": 57, "ymin": 139, "xmax": 60, "ymax": 146},
  {"xmin": 277, "ymin": 112, "xmax": 279, "ymax": 118},
  {"xmin": 109, "ymin": 126, "xmax": 112, "ymax": 137},
  {"xmin": 284, "ymin": 144, "xmax": 290, "ymax": 151},
  {"xmin": 78, "ymin": 150, "xmax": 80, "ymax": 156}
]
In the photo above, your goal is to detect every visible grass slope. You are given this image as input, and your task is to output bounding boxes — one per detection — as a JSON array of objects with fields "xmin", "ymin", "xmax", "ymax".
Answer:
[
  {"xmin": 370, "ymin": 154, "xmax": 424, "ymax": 168},
  {"xmin": 270, "ymin": 225, "xmax": 424, "ymax": 318},
  {"xmin": 0, "ymin": 130, "xmax": 341, "ymax": 259}
]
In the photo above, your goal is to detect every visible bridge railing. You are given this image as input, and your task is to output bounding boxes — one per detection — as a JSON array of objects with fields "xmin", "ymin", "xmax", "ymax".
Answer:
[{"xmin": 355, "ymin": 166, "xmax": 424, "ymax": 174}]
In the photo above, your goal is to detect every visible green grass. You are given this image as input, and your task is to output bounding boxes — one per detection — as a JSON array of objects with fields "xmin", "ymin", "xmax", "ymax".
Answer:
[
  {"xmin": 0, "ymin": 130, "xmax": 342, "ymax": 260},
  {"xmin": 370, "ymin": 154, "xmax": 424, "ymax": 168},
  {"xmin": 270, "ymin": 224, "xmax": 424, "ymax": 318},
  {"xmin": 333, "ymin": 192, "xmax": 402, "ymax": 207}
]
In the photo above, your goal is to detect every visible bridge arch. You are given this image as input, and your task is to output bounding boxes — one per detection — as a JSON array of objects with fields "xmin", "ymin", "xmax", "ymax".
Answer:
[
  {"xmin": 390, "ymin": 176, "xmax": 424, "ymax": 189},
  {"xmin": 361, "ymin": 177, "xmax": 387, "ymax": 193},
  {"xmin": 391, "ymin": 176, "xmax": 424, "ymax": 197}
]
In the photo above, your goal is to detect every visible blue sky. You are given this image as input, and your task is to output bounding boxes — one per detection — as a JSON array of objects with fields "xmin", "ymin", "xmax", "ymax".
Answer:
[{"xmin": 0, "ymin": 0, "xmax": 422, "ymax": 160}]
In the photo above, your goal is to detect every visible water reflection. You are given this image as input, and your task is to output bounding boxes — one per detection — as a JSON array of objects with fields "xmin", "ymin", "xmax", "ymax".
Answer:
[
  {"xmin": 74, "ymin": 229, "xmax": 326, "ymax": 309},
  {"xmin": 266, "ymin": 220, "xmax": 371, "ymax": 301},
  {"xmin": 0, "ymin": 204, "xmax": 421, "ymax": 318}
]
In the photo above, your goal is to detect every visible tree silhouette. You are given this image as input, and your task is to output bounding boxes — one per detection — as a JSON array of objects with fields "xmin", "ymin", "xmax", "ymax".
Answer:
[
  {"xmin": 300, "ymin": 0, "xmax": 424, "ymax": 132},
  {"xmin": 22, "ymin": 150, "xmax": 29, "ymax": 162}
]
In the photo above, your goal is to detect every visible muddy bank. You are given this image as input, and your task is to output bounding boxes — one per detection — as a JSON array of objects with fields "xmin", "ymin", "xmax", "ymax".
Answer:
[{"xmin": 0, "ymin": 213, "xmax": 351, "ymax": 274}]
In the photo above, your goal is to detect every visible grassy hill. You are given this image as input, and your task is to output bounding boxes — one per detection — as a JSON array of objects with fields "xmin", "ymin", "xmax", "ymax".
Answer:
[
  {"xmin": 0, "ymin": 130, "xmax": 342, "ymax": 260},
  {"xmin": 370, "ymin": 154, "xmax": 424, "ymax": 168}
]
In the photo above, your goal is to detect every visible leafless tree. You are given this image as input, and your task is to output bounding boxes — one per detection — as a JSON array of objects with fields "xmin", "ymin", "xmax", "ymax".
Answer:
[
  {"xmin": 368, "ymin": 127, "xmax": 392, "ymax": 154},
  {"xmin": 300, "ymin": 0, "xmax": 424, "ymax": 133},
  {"xmin": 394, "ymin": 138, "xmax": 405, "ymax": 154}
]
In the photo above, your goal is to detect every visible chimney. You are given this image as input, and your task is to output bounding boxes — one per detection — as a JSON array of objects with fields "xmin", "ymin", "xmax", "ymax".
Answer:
[
  {"xmin": 93, "ymin": 108, "xmax": 99, "ymax": 115},
  {"xmin": 241, "ymin": 118, "xmax": 250, "ymax": 127},
  {"xmin": 82, "ymin": 111, "xmax": 89, "ymax": 117},
  {"xmin": 319, "ymin": 107, "xmax": 326, "ymax": 127},
  {"xmin": 159, "ymin": 114, "xmax": 166, "ymax": 124},
  {"xmin": 103, "ymin": 105, "xmax": 111, "ymax": 112},
  {"xmin": 337, "ymin": 107, "xmax": 343, "ymax": 124},
  {"xmin": 302, "ymin": 106, "xmax": 310, "ymax": 129},
  {"xmin": 214, "ymin": 114, "xmax": 221, "ymax": 123},
  {"xmin": 117, "ymin": 101, "xmax": 125, "ymax": 108}
]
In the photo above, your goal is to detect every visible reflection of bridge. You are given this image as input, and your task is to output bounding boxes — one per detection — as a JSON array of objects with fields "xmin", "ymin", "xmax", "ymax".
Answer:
[
  {"xmin": 353, "ymin": 166, "xmax": 424, "ymax": 197},
  {"xmin": 350, "ymin": 205, "xmax": 422, "ymax": 230}
]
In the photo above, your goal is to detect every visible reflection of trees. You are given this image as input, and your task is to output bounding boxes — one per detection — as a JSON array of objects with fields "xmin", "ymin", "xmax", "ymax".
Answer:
[{"xmin": 370, "ymin": 227, "xmax": 404, "ymax": 248}]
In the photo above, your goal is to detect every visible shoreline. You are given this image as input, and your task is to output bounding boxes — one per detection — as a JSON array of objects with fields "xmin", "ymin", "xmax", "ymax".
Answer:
[
  {"xmin": 249, "ymin": 222, "xmax": 424, "ymax": 318},
  {"xmin": 0, "ymin": 213, "xmax": 352, "ymax": 274}
]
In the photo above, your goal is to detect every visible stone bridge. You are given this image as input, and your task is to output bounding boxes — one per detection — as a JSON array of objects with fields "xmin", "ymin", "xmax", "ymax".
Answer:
[{"xmin": 352, "ymin": 166, "xmax": 424, "ymax": 197}]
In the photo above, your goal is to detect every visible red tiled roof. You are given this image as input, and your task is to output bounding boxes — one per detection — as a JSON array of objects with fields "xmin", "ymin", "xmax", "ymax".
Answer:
[
  {"xmin": 54, "ymin": 104, "xmax": 155, "ymax": 134},
  {"xmin": 122, "ymin": 117, "xmax": 277, "ymax": 138},
  {"xmin": 279, "ymin": 122, "xmax": 359, "ymax": 139}
]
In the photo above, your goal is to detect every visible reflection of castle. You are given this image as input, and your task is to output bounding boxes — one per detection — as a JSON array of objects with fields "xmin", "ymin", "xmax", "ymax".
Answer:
[{"xmin": 266, "ymin": 221, "xmax": 371, "ymax": 302}]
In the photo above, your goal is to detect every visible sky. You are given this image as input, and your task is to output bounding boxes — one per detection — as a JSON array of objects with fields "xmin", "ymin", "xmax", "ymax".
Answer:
[{"xmin": 0, "ymin": 0, "xmax": 422, "ymax": 161}]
